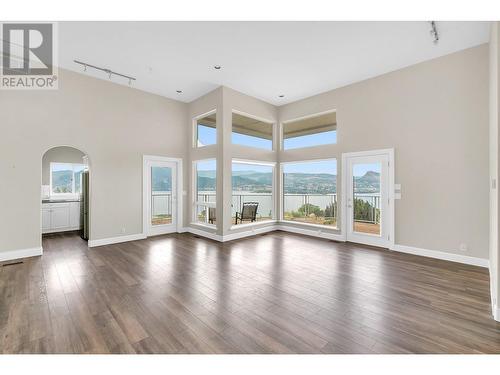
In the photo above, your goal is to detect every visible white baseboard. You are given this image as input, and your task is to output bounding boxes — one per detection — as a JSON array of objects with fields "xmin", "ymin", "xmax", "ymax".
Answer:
[
  {"xmin": 391, "ymin": 244, "xmax": 489, "ymax": 268},
  {"xmin": 0, "ymin": 247, "xmax": 43, "ymax": 262},
  {"xmin": 276, "ymin": 224, "xmax": 344, "ymax": 242},
  {"xmin": 222, "ymin": 224, "xmax": 276, "ymax": 242},
  {"xmin": 42, "ymin": 226, "xmax": 81, "ymax": 234},
  {"xmin": 88, "ymin": 233, "xmax": 147, "ymax": 247},
  {"xmin": 493, "ymin": 303, "xmax": 500, "ymax": 322},
  {"xmin": 187, "ymin": 227, "xmax": 222, "ymax": 242}
]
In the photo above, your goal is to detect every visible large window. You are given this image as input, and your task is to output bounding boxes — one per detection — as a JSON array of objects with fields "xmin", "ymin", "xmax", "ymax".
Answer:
[
  {"xmin": 232, "ymin": 161, "xmax": 274, "ymax": 225},
  {"xmin": 282, "ymin": 159, "xmax": 337, "ymax": 227},
  {"xmin": 282, "ymin": 111, "xmax": 337, "ymax": 150},
  {"xmin": 50, "ymin": 163, "xmax": 85, "ymax": 196},
  {"xmin": 195, "ymin": 112, "xmax": 217, "ymax": 148},
  {"xmin": 193, "ymin": 159, "xmax": 216, "ymax": 225},
  {"xmin": 232, "ymin": 112, "xmax": 273, "ymax": 150}
]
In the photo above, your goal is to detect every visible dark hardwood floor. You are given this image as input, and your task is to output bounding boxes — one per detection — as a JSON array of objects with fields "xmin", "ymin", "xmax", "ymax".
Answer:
[{"xmin": 1, "ymin": 231, "xmax": 499, "ymax": 354}]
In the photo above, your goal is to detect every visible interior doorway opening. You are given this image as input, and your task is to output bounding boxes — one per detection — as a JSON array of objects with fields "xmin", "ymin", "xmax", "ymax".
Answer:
[{"xmin": 41, "ymin": 146, "xmax": 90, "ymax": 242}]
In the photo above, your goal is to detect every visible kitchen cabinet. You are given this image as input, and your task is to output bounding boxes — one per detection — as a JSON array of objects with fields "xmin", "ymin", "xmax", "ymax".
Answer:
[{"xmin": 42, "ymin": 201, "xmax": 81, "ymax": 234}]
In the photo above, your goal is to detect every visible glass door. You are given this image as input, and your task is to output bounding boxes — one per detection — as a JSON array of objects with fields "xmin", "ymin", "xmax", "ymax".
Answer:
[
  {"xmin": 346, "ymin": 153, "xmax": 390, "ymax": 247},
  {"xmin": 145, "ymin": 159, "xmax": 177, "ymax": 236}
]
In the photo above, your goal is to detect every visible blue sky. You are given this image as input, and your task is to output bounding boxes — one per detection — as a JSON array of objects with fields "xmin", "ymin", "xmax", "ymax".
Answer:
[
  {"xmin": 284, "ymin": 131, "xmax": 337, "ymax": 150},
  {"xmin": 196, "ymin": 159, "xmax": 216, "ymax": 171},
  {"xmin": 197, "ymin": 125, "xmax": 217, "ymax": 146},
  {"xmin": 232, "ymin": 133, "xmax": 272, "ymax": 150},
  {"xmin": 232, "ymin": 163, "xmax": 273, "ymax": 173},
  {"xmin": 283, "ymin": 160, "xmax": 337, "ymax": 174},
  {"xmin": 198, "ymin": 124, "xmax": 337, "ymax": 151},
  {"xmin": 353, "ymin": 163, "xmax": 380, "ymax": 177}
]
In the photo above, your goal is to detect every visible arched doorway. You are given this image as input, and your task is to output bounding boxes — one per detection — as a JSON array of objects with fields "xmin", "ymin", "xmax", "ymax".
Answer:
[{"xmin": 41, "ymin": 146, "xmax": 90, "ymax": 242}]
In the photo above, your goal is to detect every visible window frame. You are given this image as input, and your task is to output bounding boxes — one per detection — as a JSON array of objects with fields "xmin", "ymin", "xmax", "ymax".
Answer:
[
  {"xmin": 193, "ymin": 109, "xmax": 217, "ymax": 149},
  {"xmin": 280, "ymin": 109, "xmax": 337, "ymax": 151},
  {"xmin": 230, "ymin": 158, "xmax": 276, "ymax": 229},
  {"xmin": 280, "ymin": 158, "xmax": 339, "ymax": 230},
  {"xmin": 49, "ymin": 162, "xmax": 85, "ymax": 199},
  {"xmin": 231, "ymin": 110, "xmax": 275, "ymax": 152},
  {"xmin": 192, "ymin": 158, "xmax": 217, "ymax": 227}
]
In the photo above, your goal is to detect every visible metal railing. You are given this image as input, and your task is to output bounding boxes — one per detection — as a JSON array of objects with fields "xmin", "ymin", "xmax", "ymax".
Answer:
[
  {"xmin": 152, "ymin": 191, "xmax": 172, "ymax": 217},
  {"xmin": 195, "ymin": 192, "xmax": 381, "ymax": 224},
  {"xmin": 353, "ymin": 193, "xmax": 380, "ymax": 224}
]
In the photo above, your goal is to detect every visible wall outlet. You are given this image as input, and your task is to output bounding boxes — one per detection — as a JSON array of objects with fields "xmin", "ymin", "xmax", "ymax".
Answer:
[
  {"xmin": 121, "ymin": 227, "xmax": 126, "ymax": 234},
  {"xmin": 459, "ymin": 243, "xmax": 468, "ymax": 252}
]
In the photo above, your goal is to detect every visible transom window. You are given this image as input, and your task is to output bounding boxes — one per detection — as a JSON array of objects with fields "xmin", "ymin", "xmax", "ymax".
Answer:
[
  {"xmin": 232, "ymin": 112, "xmax": 273, "ymax": 150},
  {"xmin": 195, "ymin": 112, "xmax": 217, "ymax": 148},
  {"xmin": 282, "ymin": 111, "xmax": 337, "ymax": 150},
  {"xmin": 50, "ymin": 162, "xmax": 85, "ymax": 197}
]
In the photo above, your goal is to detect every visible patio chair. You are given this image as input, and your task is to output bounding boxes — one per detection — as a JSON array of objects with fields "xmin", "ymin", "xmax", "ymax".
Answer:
[{"xmin": 235, "ymin": 202, "xmax": 259, "ymax": 224}]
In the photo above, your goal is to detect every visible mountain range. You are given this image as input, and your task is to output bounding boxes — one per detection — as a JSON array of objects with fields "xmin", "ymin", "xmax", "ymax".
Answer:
[{"xmin": 195, "ymin": 170, "xmax": 380, "ymax": 194}]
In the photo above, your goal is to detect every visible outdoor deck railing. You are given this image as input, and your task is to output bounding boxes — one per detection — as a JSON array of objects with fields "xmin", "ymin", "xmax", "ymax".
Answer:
[{"xmin": 151, "ymin": 191, "xmax": 381, "ymax": 224}]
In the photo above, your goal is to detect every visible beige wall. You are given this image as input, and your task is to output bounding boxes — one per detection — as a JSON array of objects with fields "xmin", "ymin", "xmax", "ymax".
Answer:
[
  {"xmin": 490, "ymin": 22, "xmax": 500, "ymax": 313},
  {"xmin": 0, "ymin": 68, "xmax": 188, "ymax": 253},
  {"xmin": 0, "ymin": 44, "xmax": 490, "ymax": 266},
  {"xmin": 279, "ymin": 44, "xmax": 489, "ymax": 259},
  {"xmin": 42, "ymin": 146, "xmax": 86, "ymax": 185}
]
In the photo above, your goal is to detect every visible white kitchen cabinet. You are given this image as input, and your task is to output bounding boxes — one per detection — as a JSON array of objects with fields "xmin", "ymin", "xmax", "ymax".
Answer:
[
  {"xmin": 42, "ymin": 201, "xmax": 81, "ymax": 234},
  {"xmin": 69, "ymin": 202, "xmax": 81, "ymax": 228},
  {"xmin": 42, "ymin": 207, "xmax": 51, "ymax": 231}
]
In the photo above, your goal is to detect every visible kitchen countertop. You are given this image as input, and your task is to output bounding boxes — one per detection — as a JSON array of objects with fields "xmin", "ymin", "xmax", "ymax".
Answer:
[{"xmin": 42, "ymin": 199, "xmax": 82, "ymax": 203}]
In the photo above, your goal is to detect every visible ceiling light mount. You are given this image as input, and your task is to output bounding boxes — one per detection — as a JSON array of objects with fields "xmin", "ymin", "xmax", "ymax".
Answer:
[
  {"xmin": 74, "ymin": 60, "xmax": 137, "ymax": 84},
  {"xmin": 176, "ymin": 90, "xmax": 183, "ymax": 94},
  {"xmin": 278, "ymin": 94, "xmax": 285, "ymax": 98},
  {"xmin": 429, "ymin": 21, "xmax": 439, "ymax": 44},
  {"xmin": 214, "ymin": 65, "xmax": 222, "ymax": 70}
]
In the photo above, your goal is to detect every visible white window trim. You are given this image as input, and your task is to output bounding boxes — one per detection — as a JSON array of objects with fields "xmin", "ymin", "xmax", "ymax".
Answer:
[
  {"xmin": 49, "ymin": 162, "xmax": 85, "ymax": 199},
  {"xmin": 230, "ymin": 159, "xmax": 276, "ymax": 229},
  {"xmin": 192, "ymin": 158, "xmax": 217, "ymax": 227},
  {"xmin": 280, "ymin": 157, "xmax": 339, "ymax": 230},
  {"xmin": 280, "ymin": 109, "xmax": 337, "ymax": 151},
  {"xmin": 193, "ymin": 109, "xmax": 217, "ymax": 149}
]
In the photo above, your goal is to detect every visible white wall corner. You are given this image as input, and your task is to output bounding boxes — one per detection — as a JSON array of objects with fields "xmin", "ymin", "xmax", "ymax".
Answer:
[
  {"xmin": 0, "ymin": 246, "xmax": 43, "ymax": 262},
  {"xmin": 493, "ymin": 303, "xmax": 500, "ymax": 322},
  {"xmin": 187, "ymin": 226, "xmax": 223, "ymax": 242},
  {"xmin": 88, "ymin": 233, "xmax": 147, "ymax": 247},
  {"xmin": 391, "ymin": 244, "xmax": 489, "ymax": 268}
]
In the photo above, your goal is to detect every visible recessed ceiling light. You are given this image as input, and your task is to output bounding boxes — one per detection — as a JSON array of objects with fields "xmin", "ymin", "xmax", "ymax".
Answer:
[
  {"xmin": 279, "ymin": 94, "xmax": 285, "ymax": 98},
  {"xmin": 176, "ymin": 90, "xmax": 182, "ymax": 94},
  {"xmin": 214, "ymin": 65, "xmax": 222, "ymax": 70}
]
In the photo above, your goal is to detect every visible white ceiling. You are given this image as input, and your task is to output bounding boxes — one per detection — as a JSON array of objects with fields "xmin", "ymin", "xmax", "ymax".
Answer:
[{"xmin": 59, "ymin": 21, "xmax": 490, "ymax": 105}]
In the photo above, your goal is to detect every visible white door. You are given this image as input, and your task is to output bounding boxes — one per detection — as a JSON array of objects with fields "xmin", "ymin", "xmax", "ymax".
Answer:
[
  {"xmin": 344, "ymin": 151, "xmax": 392, "ymax": 248},
  {"xmin": 144, "ymin": 158, "xmax": 178, "ymax": 236}
]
